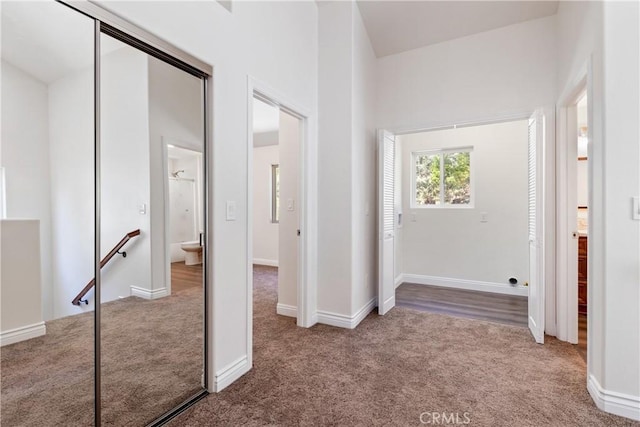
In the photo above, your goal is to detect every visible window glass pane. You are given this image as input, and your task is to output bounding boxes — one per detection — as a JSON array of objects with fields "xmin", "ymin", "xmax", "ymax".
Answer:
[
  {"xmin": 415, "ymin": 154, "xmax": 440, "ymax": 205},
  {"xmin": 444, "ymin": 151, "xmax": 471, "ymax": 204}
]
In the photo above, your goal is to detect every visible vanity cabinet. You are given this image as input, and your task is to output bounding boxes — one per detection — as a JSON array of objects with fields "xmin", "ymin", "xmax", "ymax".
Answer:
[{"xmin": 578, "ymin": 236, "xmax": 588, "ymax": 314}]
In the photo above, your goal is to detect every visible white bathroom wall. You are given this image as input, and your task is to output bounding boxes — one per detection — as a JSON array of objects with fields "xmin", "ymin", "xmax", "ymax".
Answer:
[
  {"xmin": 399, "ymin": 120, "xmax": 529, "ymax": 293},
  {"xmin": 252, "ymin": 144, "xmax": 279, "ymax": 267},
  {"xmin": 0, "ymin": 60, "xmax": 54, "ymax": 321},
  {"xmin": 277, "ymin": 111, "xmax": 300, "ymax": 311},
  {"xmin": 169, "ymin": 152, "xmax": 203, "ymax": 263},
  {"xmin": 148, "ymin": 55, "xmax": 203, "ymax": 293}
]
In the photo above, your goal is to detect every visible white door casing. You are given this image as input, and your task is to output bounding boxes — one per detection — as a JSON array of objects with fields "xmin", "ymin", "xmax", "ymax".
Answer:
[
  {"xmin": 378, "ymin": 130, "xmax": 396, "ymax": 315},
  {"xmin": 528, "ymin": 111, "xmax": 546, "ymax": 344}
]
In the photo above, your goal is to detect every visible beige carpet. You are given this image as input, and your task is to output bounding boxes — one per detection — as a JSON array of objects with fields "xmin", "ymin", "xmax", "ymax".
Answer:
[
  {"xmin": 1, "ymin": 281, "xmax": 203, "ymax": 426},
  {"xmin": 171, "ymin": 266, "xmax": 637, "ymax": 426},
  {"xmin": 2, "ymin": 267, "xmax": 637, "ymax": 426}
]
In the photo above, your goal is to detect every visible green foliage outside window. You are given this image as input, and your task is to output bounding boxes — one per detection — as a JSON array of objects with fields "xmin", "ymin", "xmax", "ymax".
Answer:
[{"xmin": 415, "ymin": 150, "xmax": 471, "ymax": 206}]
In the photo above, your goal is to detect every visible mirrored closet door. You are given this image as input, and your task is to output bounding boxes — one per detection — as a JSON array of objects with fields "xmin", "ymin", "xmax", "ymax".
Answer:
[
  {"xmin": 1, "ymin": 1, "xmax": 96, "ymax": 425},
  {"xmin": 0, "ymin": 1, "xmax": 210, "ymax": 425}
]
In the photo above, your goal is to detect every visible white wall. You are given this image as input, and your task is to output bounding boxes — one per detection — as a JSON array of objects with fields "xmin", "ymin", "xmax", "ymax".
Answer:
[
  {"xmin": 99, "ymin": 0, "xmax": 319, "ymax": 389},
  {"xmin": 0, "ymin": 220, "xmax": 45, "ymax": 345},
  {"xmin": 0, "ymin": 60, "xmax": 54, "ymax": 321},
  {"xmin": 399, "ymin": 121, "xmax": 529, "ymax": 290},
  {"xmin": 48, "ymin": 65, "xmax": 95, "ymax": 319},
  {"xmin": 277, "ymin": 111, "xmax": 299, "ymax": 310},
  {"xmin": 376, "ymin": 15, "xmax": 557, "ymax": 130},
  {"xmin": 600, "ymin": 0, "xmax": 639, "ymax": 409},
  {"xmin": 148, "ymin": 55, "xmax": 204, "ymax": 294},
  {"xmin": 317, "ymin": 1, "xmax": 353, "ymax": 317},
  {"xmin": 252, "ymin": 144, "xmax": 279, "ymax": 266},
  {"xmin": 557, "ymin": 1, "xmax": 639, "ymax": 417},
  {"xmin": 350, "ymin": 3, "xmax": 378, "ymax": 315},
  {"xmin": 100, "ymin": 45, "xmax": 153, "ymax": 301}
]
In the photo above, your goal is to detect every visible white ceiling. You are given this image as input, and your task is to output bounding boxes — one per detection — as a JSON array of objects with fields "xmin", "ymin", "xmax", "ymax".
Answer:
[
  {"xmin": 253, "ymin": 98, "xmax": 279, "ymax": 134},
  {"xmin": 1, "ymin": 1, "xmax": 122, "ymax": 84},
  {"xmin": 357, "ymin": 1, "xmax": 559, "ymax": 58}
]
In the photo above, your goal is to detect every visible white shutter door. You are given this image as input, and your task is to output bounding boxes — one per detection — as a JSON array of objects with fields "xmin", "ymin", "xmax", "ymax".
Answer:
[
  {"xmin": 528, "ymin": 112, "xmax": 545, "ymax": 344},
  {"xmin": 378, "ymin": 130, "xmax": 396, "ymax": 315}
]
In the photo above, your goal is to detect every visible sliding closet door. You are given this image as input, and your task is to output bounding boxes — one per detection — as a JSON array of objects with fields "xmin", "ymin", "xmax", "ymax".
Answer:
[
  {"xmin": 99, "ymin": 32, "xmax": 206, "ymax": 425},
  {"xmin": 0, "ymin": 1, "xmax": 96, "ymax": 425}
]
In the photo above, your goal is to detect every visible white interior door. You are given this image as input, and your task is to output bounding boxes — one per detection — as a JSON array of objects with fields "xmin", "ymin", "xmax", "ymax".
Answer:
[
  {"xmin": 378, "ymin": 130, "xmax": 396, "ymax": 315},
  {"xmin": 528, "ymin": 111, "xmax": 545, "ymax": 343}
]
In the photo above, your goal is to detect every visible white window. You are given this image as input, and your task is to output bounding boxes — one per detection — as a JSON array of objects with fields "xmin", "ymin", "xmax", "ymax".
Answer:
[
  {"xmin": 411, "ymin": 148, "xmax": 473, "ymax": 208},
  {"xmin": 270, "ymin": 164, "xmax": 280, "ymax": 223}
]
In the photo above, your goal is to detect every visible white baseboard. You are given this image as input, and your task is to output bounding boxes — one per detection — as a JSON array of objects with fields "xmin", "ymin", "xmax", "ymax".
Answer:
[
  {"xmin": 214, "ymin": 356, "xmax": 250, "ymax": 392},
  {"xmin": 253, "ymin": 258, "xmax": 279, "ymax": 267},
  {"xmin": 276, "ymin": 303, "xmax": 297, "ymax": 318},
  {"xmin": 401, "ymin": 274, "xmax": 528, "ymax": 297},
  {"xmin": 395, "ymin": 274, "xmax": 404, "ymax": 288},
  {"xmin": 588, "ymin": 374, "xmax": 640, "ymax": 421},
  {"xmin": 317, "ymin": 297, "xmax": 376, "ymax": 329},
  {"xmin": 0, "ymin": 322, "xmax": 46, "ymax": 347},
  {"xmin": 130, "ymin": 286, "xmax": 169, "ymax": 300}
]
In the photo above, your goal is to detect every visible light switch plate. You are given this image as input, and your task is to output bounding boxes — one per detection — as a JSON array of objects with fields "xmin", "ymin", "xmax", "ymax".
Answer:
[
  {"xmin": 480, "ymin": 212, "xmax": 488, "ymax": 223},
  {"xmin": 287, "ymin": 198, "xmax": 295, "ymax": 212},
  {"xmin": 226, "ymin": 201, "xmax": 236, "ymax": 221},
  {"xmin": 138, "ymin": 203, "xmax": 146, "ymax": 215},
  {"xmin": 633, "ymin": 197, "xmax": 640, "ymax": 220}
]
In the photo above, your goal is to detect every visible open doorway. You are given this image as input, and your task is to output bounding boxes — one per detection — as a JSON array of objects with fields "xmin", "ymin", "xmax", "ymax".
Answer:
[
  {"xmin": 378, "ymin": 113, "xmax": 548, "ymax": 344},
  {"xmin": 164, "ymin": 142, "xmax": 204, "ymax": 295},
  {"xmin": 575, "ymin": 93, "xmax": 589, "ymax": 362},
  {"xmin": 250, "ymin": 95, "xmax": 301, "ymax": 324}
]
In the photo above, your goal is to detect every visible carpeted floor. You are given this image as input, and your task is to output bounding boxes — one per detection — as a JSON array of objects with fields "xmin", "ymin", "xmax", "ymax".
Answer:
[
  {"xmin": 1, "ymin": 265, "xmax": 204, "ymax": 426},
  {"xmin": 171, "ymin": 266, "xmax": 637, "ymax": 426},
  {"xmin": 2, "ymin": 266, "xmax": 637, "ymax": 426}
]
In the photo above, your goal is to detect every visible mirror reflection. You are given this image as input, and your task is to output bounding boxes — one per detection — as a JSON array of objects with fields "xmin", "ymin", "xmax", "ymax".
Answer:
[
  {"xmin": 0, "ymin": 1, "xmax": 96, "ymax": 425},
  {"xmin": 99, "ymin": 34, "xmax": 205, "ymax": 425}
]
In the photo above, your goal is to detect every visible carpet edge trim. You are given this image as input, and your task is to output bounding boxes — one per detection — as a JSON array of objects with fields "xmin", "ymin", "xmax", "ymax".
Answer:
[
  {"xmin": 0, "ymin": 321, "xmax": 46, "ymax": 347},
  {"xmin": 214, "ymin": 356, "xmax": 250, "ymax": 392},
  {"xmin": 588, "ymin": 374, "xmax": 640, "ymax": 421}
]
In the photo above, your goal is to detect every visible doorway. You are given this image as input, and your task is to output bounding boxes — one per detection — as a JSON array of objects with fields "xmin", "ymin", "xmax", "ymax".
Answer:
[
  {"xmin": 250, "ymin": 95, "xmax": 301, "ymax": 321},
  {"xmin": 377, "ymin": 114, "xmax": 548, "ymax": 344}
]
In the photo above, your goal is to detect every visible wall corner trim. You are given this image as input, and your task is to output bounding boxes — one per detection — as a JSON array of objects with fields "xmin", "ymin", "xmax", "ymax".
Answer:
[
  {"xmin": 130, "ymin": 286, "xmax": 169, "ymax": 300},
  {"xmin": 401, "ymin": 274, "xmax": 528, "ymax": 297},
  {"xmin": 276, "ymin": 303, "xmax": 297, "ymax": 318},
  {"xmin": 0, "ymin": 322, "xmax": 46, "ymax": 347},
  {"xmin": 588, "ymin": 374, "xmax": 640, "ymax": 421},
  {"xmin": 214, "ymin": 356, "xmax": 250, "ymax": 392},
  {"xmin": 317, "ymin": 297, "xmax": 376, "ymax": 329}
]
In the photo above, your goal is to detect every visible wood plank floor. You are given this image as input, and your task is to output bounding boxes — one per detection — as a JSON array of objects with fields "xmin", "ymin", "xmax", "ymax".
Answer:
[
  {"xmin": 171, "ymin": 261, "xmax": 203, "ymax": 293},
  {"xmin": 577, "ymin": 313, "xmax": 587, "ymax": 362},
  {"xmin": 396, "ymin": 283, "xmax": 528, "ymax": 327}
]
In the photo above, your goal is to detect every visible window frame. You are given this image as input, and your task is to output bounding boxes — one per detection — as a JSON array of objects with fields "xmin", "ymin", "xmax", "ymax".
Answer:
[
  {"xmin": 270, "ymin": 163, "xmax": 280, "ymax": 223},
  {"xmin": 410, "ymin": 147, "xmax": 475, "ymax": 209}
]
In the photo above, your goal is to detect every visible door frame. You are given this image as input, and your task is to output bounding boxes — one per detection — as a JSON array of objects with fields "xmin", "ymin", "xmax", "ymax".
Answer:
[
  {"xmin": 161, "ymin": 138, "xmax": 204, "ymax": 297},
  {"xmin": 246, "ymin": 77, "xmax": 317, "ymax": 343},
  {"xmin": 555, "ymin": 58, "xmax": 593, "ymax": 345},
  {"xmin": 379, "ymin": 110, "xmax": 554, "ymax": 332}
]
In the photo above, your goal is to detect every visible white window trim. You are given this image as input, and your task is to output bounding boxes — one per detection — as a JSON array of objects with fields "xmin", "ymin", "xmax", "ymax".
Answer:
[{"xmin": 410, "ymin": 146, "xmax": 475, "ymax": 209}]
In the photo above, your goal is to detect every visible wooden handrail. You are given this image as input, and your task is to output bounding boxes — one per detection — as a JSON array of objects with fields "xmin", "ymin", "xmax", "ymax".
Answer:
[{"xmin": 72, "ymin": 229, "xmax": 141, "ymax": 306}]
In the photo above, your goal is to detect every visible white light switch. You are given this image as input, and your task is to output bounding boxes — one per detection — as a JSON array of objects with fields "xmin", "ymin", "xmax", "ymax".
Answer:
[
  {"xmin": 287, "ymin": 198, "xmax": 295, "ymax": 212},
  {"xmin": 138, "ymin": 203, "xmax": 146, "ymax": 215},
  {"xmin": 226, "ymin": 201, "xmax": 236, "ymax": 221},
  {"xmin": 633, "ymin": 197, "xmax": 640, "ymax": 220},
  {"xmin": 480, "ymin": 212, "xmax": 488, "ymax": 223},
  {"xmin": 411, "ymin": 213, "xmax": 417, "ymax": 222}
]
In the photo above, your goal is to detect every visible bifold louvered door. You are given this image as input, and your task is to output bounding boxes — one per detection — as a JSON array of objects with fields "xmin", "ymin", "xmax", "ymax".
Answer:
[
  {"xmin": 378, "ymin": 130, "xmax": 396, "ymax": 315},
  {"xmin": 528, "ymin": 111, "xmax": 545, "ymax": 344}
]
